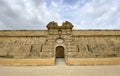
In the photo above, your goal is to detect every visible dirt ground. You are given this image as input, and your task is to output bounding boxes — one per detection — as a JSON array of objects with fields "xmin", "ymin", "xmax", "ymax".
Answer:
[{"xmin": 0, "ymin": 58, "xmax": 120, "ymax": 76}]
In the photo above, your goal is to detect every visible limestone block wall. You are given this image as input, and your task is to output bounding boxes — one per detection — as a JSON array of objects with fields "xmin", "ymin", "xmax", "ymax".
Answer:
[
  {"xmin": 72, "ymin": 30, "xmax": 120, "ymax": 36},
  {"xmin": 0, "ymin": 37, "xmax": 48, "ymax": 58},
  {"xmin": 0, "ymin": 37, "xmax": 47, "ymax": 44},
  {"xmin": 0, "ymin": 58, "xmax": 55, "ymax": 66},
  {"xmin": 0, "ymin": 30, "xmax": 48, "ymax": 36},
  {"xmin": 0, "ymin": 30, "xmax": 120, "ymax": 65},
  {"xmin": 71, "ymin": 30, "xmax": 120, "ymax": 58},
  {"xmin": 0, "ymin": 30, "xmax": 50, "ymax": 59},
  {"xmin": 66, "ymin": 57, "xmax": 120, "ymax": 65}
]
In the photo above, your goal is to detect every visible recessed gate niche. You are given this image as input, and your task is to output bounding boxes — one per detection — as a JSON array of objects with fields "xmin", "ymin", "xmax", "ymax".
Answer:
[{"xmin": 56, "ymin": 46, "xmax": 64, "ymax": 58}]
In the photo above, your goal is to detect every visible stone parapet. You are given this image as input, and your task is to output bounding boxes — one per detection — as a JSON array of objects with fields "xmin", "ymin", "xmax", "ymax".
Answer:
[
  {"xmin": 72, "ymin": 30, "xmax": 120, "ymax": 36},
  {"xmin": 66, "ymin": 57, "xmax": 120, "ymax": 65},
  {"xmin": 0, "ymin": 58, "xmax": 55, "ymax": 66},
  {"xmin": 0, "ymin": 30, "xmax": 48, "ymax": 37}
]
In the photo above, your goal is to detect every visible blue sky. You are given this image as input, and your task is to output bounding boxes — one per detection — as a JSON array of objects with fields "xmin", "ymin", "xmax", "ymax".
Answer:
[{"xmin": 0, "ymin": 0, "xmax": 120, "ymax": 30}]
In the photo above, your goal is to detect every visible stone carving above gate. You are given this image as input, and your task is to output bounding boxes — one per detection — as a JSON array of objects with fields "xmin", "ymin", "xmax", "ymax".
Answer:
[{"xmin": 47, "ymin": 21, "xmax": 73, "ymax": 30}]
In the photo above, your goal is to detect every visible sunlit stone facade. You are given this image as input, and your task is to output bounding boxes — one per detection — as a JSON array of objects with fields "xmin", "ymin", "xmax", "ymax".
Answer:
[{"xmin": 0, "ymin": 21, "xmax": 120, "ymax": 65}]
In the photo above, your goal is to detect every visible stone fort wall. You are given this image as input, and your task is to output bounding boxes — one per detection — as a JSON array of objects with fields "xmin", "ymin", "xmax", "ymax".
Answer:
[{"xmin": 0, "ymin": 21, "xmax": 120, "ymax": 65}]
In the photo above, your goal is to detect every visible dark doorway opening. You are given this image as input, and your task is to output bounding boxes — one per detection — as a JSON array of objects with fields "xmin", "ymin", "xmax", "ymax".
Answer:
[{"xmin": 56, "ymin": 46, "xmax": 64, "ymax": 58}]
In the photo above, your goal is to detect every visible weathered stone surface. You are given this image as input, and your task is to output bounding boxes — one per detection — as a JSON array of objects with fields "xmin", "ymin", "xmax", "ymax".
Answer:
[
  {"xmin": 66, "ymin": 58, "xmax": 120, "ymax": 65},
  {"xmin": 0, "ymin": 58, "xmax": 55, "ymax": 66},
  {"xmin": 0, "ymin": 21, "xmax": 120, "ymax": 65},
  {"xmin": 0, "ymin": 44, "xmax": 31, "ymax": 58}
]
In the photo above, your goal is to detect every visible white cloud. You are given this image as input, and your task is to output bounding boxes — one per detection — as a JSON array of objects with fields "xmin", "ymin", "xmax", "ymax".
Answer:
[
  {"xmin": 0, "ymin": 0, "xmax": 120, "ymax": 30},
  {"xmin": 73, "ymin": 0, "xmax": 120, "ymax": 29}
]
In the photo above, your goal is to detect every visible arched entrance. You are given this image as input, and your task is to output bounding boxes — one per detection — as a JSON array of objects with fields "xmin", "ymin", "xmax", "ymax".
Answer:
[{"xmin": 56, "ymin": 46, "xmax": 64, "ymax": 58}]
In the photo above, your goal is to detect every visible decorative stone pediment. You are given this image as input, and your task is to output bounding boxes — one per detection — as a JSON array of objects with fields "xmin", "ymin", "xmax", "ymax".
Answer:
[{"xmin": 47, "ymin": 21, "xmax": 73, "ymax": 30}]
